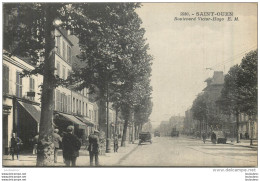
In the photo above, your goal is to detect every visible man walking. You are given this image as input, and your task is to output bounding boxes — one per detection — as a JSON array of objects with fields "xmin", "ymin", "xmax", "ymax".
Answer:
[
  {"xmin": 53, "ymin": 129, "xmax": 62, "ymax": 163},
  {"xmin": 202, "ymin": 132, "xmax": 206, "ymax": 144},
  {"xmin": 62, "ymin": 126, "xmax": 81, "ymax": 166},
  {"xmin": 88, "ymin": 130, "xmax": 100, "ymax": 166},
  {"xmin": 32, "ymin": 134, "xmax": 39, "ymax": 155},
  {"xmin": 10, "ymin": 133, "xmax": 22, "ymax": 160},
  {"xmin": 114, "ymin": 134, "xmax": 119, "ymax": 152},
  {"xmin": 211, "ymin": 132, "xmax": 216, "ymax": 144}
]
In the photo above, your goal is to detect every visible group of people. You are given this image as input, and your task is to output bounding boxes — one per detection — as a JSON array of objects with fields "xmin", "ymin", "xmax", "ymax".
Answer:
[
  {"xmin": 10, "ymin": 125, "xmax": 120, "ymax": 166},
  {"xmin": 201, "ymin": 132, "xmax": 217, "ymax": 144},
  {"xmin": 52, "ymin": 125, "xmax": 100, "ymax": 166}
]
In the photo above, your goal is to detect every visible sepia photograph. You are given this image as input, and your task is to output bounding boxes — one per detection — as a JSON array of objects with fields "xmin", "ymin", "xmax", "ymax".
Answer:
[{"xmin": 1, "ymin": 2, "xmax": 258, "ymax": 176}]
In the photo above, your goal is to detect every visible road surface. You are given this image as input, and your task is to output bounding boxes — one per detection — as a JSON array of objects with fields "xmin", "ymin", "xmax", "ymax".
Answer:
[{"xmin": 117, "ymin": 136, "xmax": 257, "ymax": 167}]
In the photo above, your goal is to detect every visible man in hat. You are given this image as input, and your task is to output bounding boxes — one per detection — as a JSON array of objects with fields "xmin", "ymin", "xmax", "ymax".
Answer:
[
  {"xmin": 62, "ymin": 126, "xmax": 81, "ymax": 166},
  {"xmin": 88, "ymin": 130, "xmax": 100, "ymax": 166},
  {"xmin": 10, "ymin": 133, "xmax": 23, "ymax": 160},
  {"xmin": 53, "ymin": 129, "xmax": 62, "ymax": 163}
]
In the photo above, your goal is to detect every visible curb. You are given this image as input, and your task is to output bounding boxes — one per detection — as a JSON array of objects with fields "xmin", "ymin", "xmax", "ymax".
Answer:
[
  {"xmin": 186, "ymin": 136, "xmax": 257, "ymax": 149},
  {"xmin": 226, "ymin": 142, "xmax": 258, "ymax": 149},
  {"xmin": 116, "ymin": 144, "xmax": 139, "ymax": 165}
]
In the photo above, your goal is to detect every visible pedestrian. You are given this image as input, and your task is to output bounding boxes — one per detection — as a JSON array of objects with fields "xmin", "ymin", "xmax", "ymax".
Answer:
[
  {"xmin": 211, "ymin": 132, "xmax": 216, "ymax": 144},
  {"xmin": 32, "ymin": 134, "xmax": 39, "ymax": 155},
  {"xmin": 62, "ymin": 126, "xmax": 81, "ymax": 166},
  {"xmin": 10, "ymin": 133, "xmax": 23, "ymax": 160},
  {"xmin": 202, "ymin": 132, "xmax": 206, "ymax": 144},
  {"xmin": 88, "ymin": 130, "xmax": 100, "ymax": 166},
  {"xmin": 240, "ymin": 133, "xmax": 243, "ymax": 139},
  {"xmin": 53, "ymin": 129, "xmax": 62, "ymax": 163},
  {"xmin": 114, "ymin": 134, "xmax": 119, "ymax": 152},
  {"xmin": 245, "ymin": 132, "xmax": 249, "ymax": 140}
]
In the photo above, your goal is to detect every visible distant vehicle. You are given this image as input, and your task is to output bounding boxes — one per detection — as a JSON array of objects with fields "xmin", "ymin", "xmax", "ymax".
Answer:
[
  {"xmin": 139, "ymin": 132, "xmax": 152, "ymax": 145},
  {"xmin": 214, "ymin": 131, "xmax": 227, "ymax": 144},
  {"xmin": 171, "ymin": 127, "xmax": 179, "ymax": 137},
  {"xmin": 154, "ymin": 131, "xmax": 160, "ymax": 137}
]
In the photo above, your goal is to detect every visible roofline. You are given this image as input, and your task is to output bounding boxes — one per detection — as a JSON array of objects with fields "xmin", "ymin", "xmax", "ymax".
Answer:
[
  {"xmin": 3, "ymin": 49, "xmax": 36, "ymax": 68},
  {"xmin": 56, "ymin": 28, "xmax": 74, "ymax": 46}
]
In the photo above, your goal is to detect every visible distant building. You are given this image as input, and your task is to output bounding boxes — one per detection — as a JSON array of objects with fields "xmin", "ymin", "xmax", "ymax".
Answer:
[
  {"xmin": 169, "ymin": 115, "xmax": 184, "ymax": 132},
  {"xmin": 202, "ymin": 71, "xmax": 257, "ymax": 139}
]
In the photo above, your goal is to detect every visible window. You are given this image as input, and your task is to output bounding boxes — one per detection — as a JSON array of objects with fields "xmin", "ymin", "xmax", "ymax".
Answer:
[
  {"xmin": 16, "ymin": 71, "xmax": 22, "ymax": 97},
  {"xmin": 3, "ymin": 65, "xmax": 9, "ymax": 94},
  {"xmin": 86, "ymin": 103, "xmax": 88, "ymax": 117},
  {"xmin": 79, "ymin": 101, "xmax": 81, "ymax": 115},
  {"xmin": 73, "ymin": 97, "xmax": 75, "ymax": 113},
  {"xmin": 94, "ymin": 110, "xmax": 97, "ymax": 122},
  {"xmin": 89, "ymin": 110, "xmax": 91, "ymax": 119},
  {"xmin": 57, "ymin": 36, "xmax": 61, "ymax": 55},
  {"xmin": 63, "ymin": 94, "xmax": 67, "ymax": 113},
  {"xmin": 62, "ymin": 41, "xmax": 66, "ymax": 59},
  {"xmin": 56, "ymin": 90, "xmax": 60, "ymax": 111},
  {"xmin": 61, "ymin": 93, "xmax": 66, "ymax": 112},
  {"xmin": 62, "ymin": 66, "xmax": 66, "ymax": 79},
  {"xmin": 29, "ymin": 77, "xmax": 35, "ymax": 101},
  {"xmin": 83, "ymin": 102, "xmax": 85, "ymax": 116},
  {"xmin": 76, "ymin": 99, "xmax": 78, "ymax": 114},
  {"xmin": 67, "ymin": 45, "xmax": 71, "ymax": 63},
  {"xmin": 56, "ymin": 61, "xmax": 60, "ymax": 77},
  {"xmin": 68, "ymin": 96, "xmax": 71, "ymax": 113}
]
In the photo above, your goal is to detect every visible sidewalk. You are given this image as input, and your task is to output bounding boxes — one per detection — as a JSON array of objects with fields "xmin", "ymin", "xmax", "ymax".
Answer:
[
  {"xmin": 186, "ymin": 135, "xmax": 258, "ymax": 149},
  {"xmin": 226, "ymin": 139, "xmax": 258, "ymax": 149},
  {"xmin": 2, "ymin": 141, "xmax": 138, "ymax": 167}
]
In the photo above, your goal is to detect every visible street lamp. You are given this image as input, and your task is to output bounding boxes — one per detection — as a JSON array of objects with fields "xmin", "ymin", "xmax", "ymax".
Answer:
[
  {"xmin": 105, "ymin": 63, "xmax": 117, "ymax": 153},
  {"xmin": 105, "ymin": 66, "xmax": 111, "ymax": 153}
]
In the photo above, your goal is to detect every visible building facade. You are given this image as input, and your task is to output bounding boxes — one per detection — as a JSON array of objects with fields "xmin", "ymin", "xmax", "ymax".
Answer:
[
  {"xmin": 2, "ymin": 27, "xmax": 102, "ymax": 154},
  {"xmin": 3, "ymin": 52, "xmax": 43, "ymax": 154},
  {"xmin": 52, "ymin": 28, "xmax": 99, "ymax": 145}
]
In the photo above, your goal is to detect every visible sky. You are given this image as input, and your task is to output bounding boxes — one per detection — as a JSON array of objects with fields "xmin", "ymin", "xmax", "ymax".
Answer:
[{"xmin": 136, "ymin": 3, "xmax": 257, "ymax": 127}]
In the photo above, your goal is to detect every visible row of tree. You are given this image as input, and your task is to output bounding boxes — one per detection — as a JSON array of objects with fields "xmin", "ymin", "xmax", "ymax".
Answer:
[
  {"xmin": 4, "ymin": 3, "xmax": 153, "ymax": 166},
  {"xmin": 191, "ymin": 50, "xmax": 257, "ymax": 142}
]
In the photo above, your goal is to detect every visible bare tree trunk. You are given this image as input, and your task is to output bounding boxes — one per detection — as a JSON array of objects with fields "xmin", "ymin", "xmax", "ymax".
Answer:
[
  {"xmin": 134, "ymin": 124, "xmax": 138, "ymax": 140},
  {"xmin": 131, "ymin": 121, "xmax": 134, "ymax": 143},
  {"xmin": 98, "ymin": 93, "xmax": 106, "ymax": 133},
  {"xmin": 199, "ymin": 120, "xmax": 202, "ymax": 138},
  {"xmin": 121, "ymin": 118, "xmax": 128, "ymax": 147},
  {"xmin": 121, "ymin": 106, "xmax": 131, "ymax": 147},
  {"xmin": 236, "ymin": 111, "xmax": 240, "ymax": 143},
  {"xmin": 36, "ymin": 4, "xmax": 55, "ymax": 166},
  {"xmin": 115, "ymin": 108, "xmax": 118, "ymax": 135}
]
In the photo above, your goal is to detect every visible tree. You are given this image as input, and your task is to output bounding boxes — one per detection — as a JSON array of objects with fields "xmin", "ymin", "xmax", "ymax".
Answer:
[
  {"xmin": 218, "ymin": 50, "xmax": 257, "ymax": 142},
  {"xmin": 4, "ymin": 3, "xmax": 75, "ymax": 166},
  {"xmin": 69, "ymin": 3, "xmax": 153, "ymax": 147},
  {"xmin": 218, "ymin": 65, "xmax": 244, "ymax": 143},
  {"xmin": 191, "ymin": 93, "xmax": 207, "ymax": 136},
  {"xmin": 238, "ymin": 50, "xmax": 257, "ymax": 116}
]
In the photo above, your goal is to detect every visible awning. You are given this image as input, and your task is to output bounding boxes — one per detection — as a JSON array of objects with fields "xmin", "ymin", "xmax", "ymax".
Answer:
[
  {"xmin": 59, "ymin": 113, "xmax": 86, "ymax": 129},
  {"xmin": 75, "ymin": 116, "xmax": 95, "ymax": 127},
  {"xmin": 18, "ymin": 101, "xmax": 41, "ymax": 123}
]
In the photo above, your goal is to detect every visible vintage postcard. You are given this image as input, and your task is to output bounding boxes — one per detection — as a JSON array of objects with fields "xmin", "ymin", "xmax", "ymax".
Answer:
[{"xmin": 1, "ymin": 2, "xmax": 258, "ymax": 180}]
